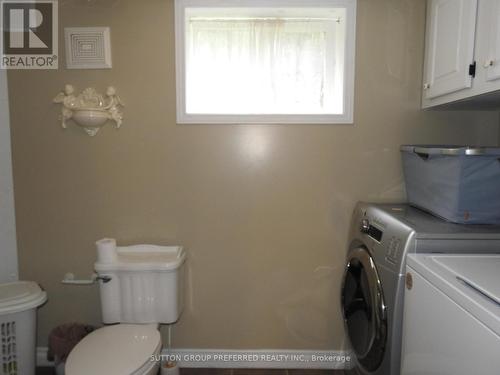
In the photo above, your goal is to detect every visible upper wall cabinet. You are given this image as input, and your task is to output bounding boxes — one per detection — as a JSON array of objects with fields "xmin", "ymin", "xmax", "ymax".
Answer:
[
  {"xmin": 423, "ymin": 0, "xmax": 477, "ymax": 100},
  {"xmin": 479, "ymin": 0, "xmax": 500, "ymax": 82},
  {"xmin": 422, "ymin": 0, "xmax": 500, "ymax": 109}
]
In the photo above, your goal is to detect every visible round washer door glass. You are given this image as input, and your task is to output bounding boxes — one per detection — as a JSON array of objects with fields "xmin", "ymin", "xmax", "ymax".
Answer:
[{"xmin": 341, "ymin": 247, "xmax": 387, "ymax": 371}]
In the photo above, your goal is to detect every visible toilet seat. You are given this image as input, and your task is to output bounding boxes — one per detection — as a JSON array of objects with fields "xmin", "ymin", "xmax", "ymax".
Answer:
[{"xmin": 65, "ymin": 324, "xmax": 161, "ymax": 375}]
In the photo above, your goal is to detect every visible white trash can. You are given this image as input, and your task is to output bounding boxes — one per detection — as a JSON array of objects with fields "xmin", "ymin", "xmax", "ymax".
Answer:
[{"xmin": 0, "ymin": 281, "xmax": 47, "ymax": 375}]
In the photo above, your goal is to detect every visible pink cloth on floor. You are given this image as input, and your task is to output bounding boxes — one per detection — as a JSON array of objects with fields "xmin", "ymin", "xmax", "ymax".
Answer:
[{"xmin": 47, "ymin": 323, "xmax": 95, "ymax": 364}]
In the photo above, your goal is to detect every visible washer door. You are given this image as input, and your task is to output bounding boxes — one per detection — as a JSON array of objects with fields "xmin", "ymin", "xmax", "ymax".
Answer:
[{"xmin": 341, "ymin": 247, "xmax": 387, "ymax": 372}]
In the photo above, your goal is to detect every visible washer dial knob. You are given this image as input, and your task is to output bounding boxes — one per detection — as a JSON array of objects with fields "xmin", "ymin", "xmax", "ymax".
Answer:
[{"xmin": 360, "ymin": 219, "xmax": 370, "ymax": 233}]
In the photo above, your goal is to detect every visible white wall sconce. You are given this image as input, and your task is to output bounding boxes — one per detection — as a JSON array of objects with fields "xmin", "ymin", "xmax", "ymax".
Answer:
[{"xmin": 53, "ymin": 84, "xmax": 124, "ymax": 136}]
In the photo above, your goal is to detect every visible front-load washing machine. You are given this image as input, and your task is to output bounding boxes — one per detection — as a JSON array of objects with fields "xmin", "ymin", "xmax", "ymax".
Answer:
[{"xmin": 341, "ymin": 202, "xmax": 500, "ymax": 375}]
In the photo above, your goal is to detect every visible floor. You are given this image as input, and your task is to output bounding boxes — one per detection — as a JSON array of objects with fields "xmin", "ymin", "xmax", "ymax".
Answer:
[
  {"xmin": 181, "ymin": 370, "xmax": 345, "ymax": 375},
  {"xmin": 36, "ymin": 368, "xmax": 345, "ymax": 375}
]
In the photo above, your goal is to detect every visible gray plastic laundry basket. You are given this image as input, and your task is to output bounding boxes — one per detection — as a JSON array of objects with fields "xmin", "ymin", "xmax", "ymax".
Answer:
[{"xmin": 401, "ymin": 145, "xmax": 500, "ymax": 224}]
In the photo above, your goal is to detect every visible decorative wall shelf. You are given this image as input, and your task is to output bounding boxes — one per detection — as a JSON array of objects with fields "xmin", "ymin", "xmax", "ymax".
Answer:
[{"xmin": 53, "ymin": 84, "xmax": 124, "ymax": 136}]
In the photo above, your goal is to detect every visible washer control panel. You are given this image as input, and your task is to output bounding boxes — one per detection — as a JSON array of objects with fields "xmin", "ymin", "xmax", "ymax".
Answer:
[
  {"xmin": 352, "ymin": 203, "xmax": 415, "ymax": 273},
  {"xmin": 360, "ymin": 219, "xmax": 383, "ymax": 242},
  {"xmin": 386, "ymin": 236, "xmax": 402, "ymax": 264}
]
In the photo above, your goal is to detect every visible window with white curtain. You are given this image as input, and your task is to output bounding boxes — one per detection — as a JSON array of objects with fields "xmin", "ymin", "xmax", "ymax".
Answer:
[{"xmin": 175, "ymin": 0, "xmax": 357, "ymax": 124}]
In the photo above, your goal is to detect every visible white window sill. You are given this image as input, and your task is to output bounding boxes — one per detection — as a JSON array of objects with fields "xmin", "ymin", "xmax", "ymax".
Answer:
[{"xmin": 177, "ymin": 113, "xmax": 354, "ymax": 125}]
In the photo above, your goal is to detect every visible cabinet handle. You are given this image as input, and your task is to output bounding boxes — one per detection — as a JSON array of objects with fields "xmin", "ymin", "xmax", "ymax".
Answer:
[
  {"xmin": 423, "ymin": 83, "xmax": 430, "ymax": 90},
  {"xmin": 484, "ymin": 60, "xmax": 494, "ymax": 68}
]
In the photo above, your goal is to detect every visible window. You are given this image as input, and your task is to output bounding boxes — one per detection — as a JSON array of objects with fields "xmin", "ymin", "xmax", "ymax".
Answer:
[{"xmin": 175, "ymin": 0, "xmax": 356, "ymax": 124}]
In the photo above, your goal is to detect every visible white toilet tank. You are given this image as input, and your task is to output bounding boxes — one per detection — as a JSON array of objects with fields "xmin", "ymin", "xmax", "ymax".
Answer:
[{"xmin": 94, "ymin": 240, "xmax": 185, "ymax": 324}]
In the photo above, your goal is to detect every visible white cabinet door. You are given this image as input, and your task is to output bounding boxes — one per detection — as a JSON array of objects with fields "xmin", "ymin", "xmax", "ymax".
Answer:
[
  {"xmin": 423, "ymin": 0, "xmax": 478, "ymax": 99},
  {"xmin": 483, "ymin": 0, "xmax": 500, "ymax": 81}
]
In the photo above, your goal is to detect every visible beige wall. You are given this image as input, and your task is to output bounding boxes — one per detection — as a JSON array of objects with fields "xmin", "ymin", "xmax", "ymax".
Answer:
[{"xmin": 8, "ymin": 0, "xmax": 499, "ymax": 349}]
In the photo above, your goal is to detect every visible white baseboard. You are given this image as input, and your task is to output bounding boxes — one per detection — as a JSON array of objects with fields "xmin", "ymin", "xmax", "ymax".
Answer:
[{"xmin": 37, "ymin": 346, "xmax": 352, "ymax": 370}]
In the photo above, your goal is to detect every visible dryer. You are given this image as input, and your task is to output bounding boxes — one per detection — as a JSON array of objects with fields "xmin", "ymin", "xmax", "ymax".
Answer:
[
  {"xmin": 401, "ymin": 254, "xmax": 500, "ymax": 375},
  {"xmin": 341, "ymin": 202, "xmax": 500, "ymax": 375}
]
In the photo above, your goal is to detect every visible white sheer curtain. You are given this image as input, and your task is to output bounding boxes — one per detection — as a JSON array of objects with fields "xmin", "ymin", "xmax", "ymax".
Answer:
[{"xmin": 186, "ymin": 18, "xmax": 341, "ymax": 115}]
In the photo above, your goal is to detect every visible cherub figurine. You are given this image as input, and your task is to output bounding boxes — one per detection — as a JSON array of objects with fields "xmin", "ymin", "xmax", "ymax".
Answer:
[
  {"xmin": 53, "ymin": 84, "xmax": 77, "ymax": 128},
  {"xmin": 104, "ymin": 86, "xmax": 124, "ymax": 128}
]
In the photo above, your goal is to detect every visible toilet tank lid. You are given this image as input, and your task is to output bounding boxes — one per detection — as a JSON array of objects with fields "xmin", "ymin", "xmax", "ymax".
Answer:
[
  {"xmin": 95, "ymin": 245, "xmax": 185, "ymax": 272},
  {"xmin": 0, "ymin": 281, "xmax": 47, "ymax": 314}
]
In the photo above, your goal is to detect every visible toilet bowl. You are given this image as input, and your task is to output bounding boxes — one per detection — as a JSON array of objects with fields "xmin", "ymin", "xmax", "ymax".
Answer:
[
  {"xmin": 65, "ymin": 240, "xmax": 185, "ymax": 375},
  {"xmin": 66, "ymin": 324, "xmax": 161, "ymax": 375}
]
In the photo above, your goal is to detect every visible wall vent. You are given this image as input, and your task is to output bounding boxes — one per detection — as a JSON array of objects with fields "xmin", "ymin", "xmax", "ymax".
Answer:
[{"xmin": 64, "ymin": 27, "xmax": 112, "ymax": 69}]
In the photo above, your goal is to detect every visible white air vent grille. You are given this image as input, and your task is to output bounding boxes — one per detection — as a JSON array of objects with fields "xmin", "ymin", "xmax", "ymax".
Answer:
[{"xmin": 65, "ymin": 27, "xmax": 112, "ymax": 69}]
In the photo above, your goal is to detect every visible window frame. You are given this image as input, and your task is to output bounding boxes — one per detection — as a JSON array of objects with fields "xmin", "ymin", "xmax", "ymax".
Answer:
[{"xmin": 174, "ymin": 0, "xmax": 357, "ymax": 124}]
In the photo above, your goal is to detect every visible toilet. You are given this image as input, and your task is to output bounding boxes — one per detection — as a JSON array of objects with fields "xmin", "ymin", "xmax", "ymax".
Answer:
[{"xmin": 65, "ymin": 240, "xmax": 186, "ymax": 375}]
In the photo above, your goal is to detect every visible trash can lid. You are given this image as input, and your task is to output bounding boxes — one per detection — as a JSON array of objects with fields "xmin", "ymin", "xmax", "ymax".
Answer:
[{"xmin": 0, "ymin": 281, "xmax": 47, "ymax": 315}]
